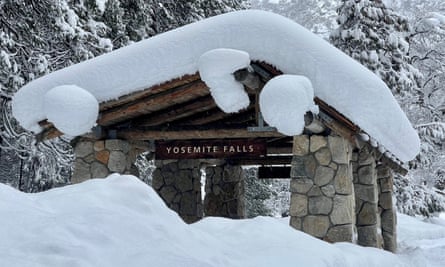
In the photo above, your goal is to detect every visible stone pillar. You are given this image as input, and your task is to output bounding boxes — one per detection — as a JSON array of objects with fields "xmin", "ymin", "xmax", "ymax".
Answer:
[
  {"xmin": 377, "ymin": 165, "xmax": 397, "ymax": 252},
  {"xmin": 72, "ymin": 139, "xmax": 148, "ymax": 183},
  {"xmin": 204, "ymin": 164, "xmax": 246, "ymax": 219},
  {"xmin": 289, "ymin": 135, "xmax": 355, "ymax": 243},
  {"xmin": 352, "ymin": 145, "xmax": 382, "ymax": 248},
  {"xmin": 152, "ymin": 159, "xmax": 202, "ymax": 223}
]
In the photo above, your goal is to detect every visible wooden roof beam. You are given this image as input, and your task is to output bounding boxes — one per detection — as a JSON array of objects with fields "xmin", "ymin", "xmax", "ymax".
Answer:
[{"xmin": 98, "ymin": 80, "xmax": 209, "ymax": 126}]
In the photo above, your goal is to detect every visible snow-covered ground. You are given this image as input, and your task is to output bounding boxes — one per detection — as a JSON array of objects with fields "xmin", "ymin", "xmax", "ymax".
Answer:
[{"xmin": 1, "ymin": 174, "xmax": 444, "ymax": 267}]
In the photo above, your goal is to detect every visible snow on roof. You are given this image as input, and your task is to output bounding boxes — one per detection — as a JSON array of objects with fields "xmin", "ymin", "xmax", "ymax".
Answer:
[{"xmin": 12, "ymin": 10, "xmax": 419, "ymax": 162}]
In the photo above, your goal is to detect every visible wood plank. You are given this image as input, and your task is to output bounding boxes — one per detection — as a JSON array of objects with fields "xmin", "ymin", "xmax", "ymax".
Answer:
[
  {"xmin": 135, "ymin": 95, "xmax": 216, "ymax": 126},
  {"xmin": 99, "ymin": 73, "xmax": 201, "ymax": 111},
  {"xmin": 155, "ymin": 139, "xmax": 267, "ymax": 160},
  {"xmin": 314, "ymin": 97, "xmax": 359, "ymax": 132},
  {"xmin": 116, "ymin": 128, "xmax": 284, "ymax": 140},
  {"xmin": 98, "ymin": 80, "xmax": 209, "ymax": 126},
  {"xmin": 258, "ymin": 166, "xmax": 291, "ymax": 179}
]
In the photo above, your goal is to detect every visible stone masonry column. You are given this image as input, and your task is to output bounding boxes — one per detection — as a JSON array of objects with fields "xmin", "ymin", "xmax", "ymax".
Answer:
[
  {"xmin": 152, "ymin": 159, "xmax": 202, "ymax": 224},
  {"xmin": 289, "ymin": 135, "xmax": 355, "ymax": 243},
  {"xmin": 72, "ymin": 139, "xmax": 148, "ymax": 183},
  {"xmin": 352, "ymin": 145, "xmax": 382, "ymax": 248},
  {"xmin": 204, "ymin": 163, "xmax": 246, "ymax": 219},
  {"xmin": 377, "ymin": 165, "xmax": 397, "ymax": 252}
]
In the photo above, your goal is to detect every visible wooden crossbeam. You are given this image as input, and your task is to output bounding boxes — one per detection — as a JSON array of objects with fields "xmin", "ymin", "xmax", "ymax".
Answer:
[{"xmin": 116, "ymin": 128, "xmax": 284, "ymax": 141}]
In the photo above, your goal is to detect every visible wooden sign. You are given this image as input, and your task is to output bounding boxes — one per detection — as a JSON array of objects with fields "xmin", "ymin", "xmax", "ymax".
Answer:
[{"xmin": 155, "ymin": 139, "xmax": 266, "ymax": 160}]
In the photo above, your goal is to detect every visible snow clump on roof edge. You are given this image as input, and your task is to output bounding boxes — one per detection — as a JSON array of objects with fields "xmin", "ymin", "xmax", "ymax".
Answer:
[{"xmin": 12, "ymin": 10, "xmax": 419, "ymax": 162}]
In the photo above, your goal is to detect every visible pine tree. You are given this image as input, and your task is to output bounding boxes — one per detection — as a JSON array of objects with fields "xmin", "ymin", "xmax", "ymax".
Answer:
[{"xmin": 330, "ymin": 0, "xmax": 445, "ymax": 216}]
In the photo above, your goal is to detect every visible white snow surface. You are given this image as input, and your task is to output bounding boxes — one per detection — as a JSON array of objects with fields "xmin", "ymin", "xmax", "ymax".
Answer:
[
  {"xmin": 3, "ymin": 174, "xmax": 443, "ymax": 267},
  {"xmin": 198, "ymin": 48, "xmax": 250, "ymax": 113},
  {"xmin": 11, "ymin": 10, "xmax": 419, "ymax": 162},
  {"xmin": 43, "ymin": 85, "xmax": 99, "ymax": 136},
  {"xmin": 260, "ymin": 75, "xmax": 318, "ymax": 136}
]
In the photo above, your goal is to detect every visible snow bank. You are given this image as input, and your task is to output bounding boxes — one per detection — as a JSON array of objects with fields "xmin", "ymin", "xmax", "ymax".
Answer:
[
  {"xmin": 198, "ymin": 48, "xmax": 250, "ymax": 113},
  {"xmin": 259, "ymin": 75, "xmax": 318, "ymax": 136},
  {"xmin": 12, "ymin": 10, "xmax": 419, "ymax": 162},
  {"xmin": 43, "ymin": 85, "xmax": 99, "ymax": 136},
  {"xmin": 0, "ymin": 175, "xmax": 413, "ymax": 267}
]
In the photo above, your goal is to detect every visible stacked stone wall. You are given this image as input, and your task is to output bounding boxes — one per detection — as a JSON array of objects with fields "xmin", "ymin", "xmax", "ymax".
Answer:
[
  {"xmin": 290, "ymin": 135, "xmax": 355, "ymax": 243},
  {"xmin": 204, "ymin": 164, "xmax": 245, "ymax": 219},
  {"xmin": 72, "ymin": 139, "xmax": 147, "ymax": 183},
  {"xmin": 152, "ymin": 159, "xmax": 203, "ymax": 223},
  {"xmin": 377, "ymin": 165, "xmax": 397, "ymax": 252},
  {"xmin": 352, "ymin": 146, "xmax": 383, "ymax": 248}
]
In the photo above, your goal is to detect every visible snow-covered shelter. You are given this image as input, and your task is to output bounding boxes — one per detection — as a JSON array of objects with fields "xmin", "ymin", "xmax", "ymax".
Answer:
[{"xmin": 12, "ymin": 10, "xmax": 419, "ymax": 252}]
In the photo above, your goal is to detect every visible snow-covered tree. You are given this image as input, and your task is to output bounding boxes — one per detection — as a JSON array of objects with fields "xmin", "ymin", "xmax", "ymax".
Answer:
[
  {"xmin": 330, "ymin": 0, "xmax": 445, "ymax": 216},
  {"xmin": 0, "ymin": 0, "xmax": 249, "ymax": 192}
]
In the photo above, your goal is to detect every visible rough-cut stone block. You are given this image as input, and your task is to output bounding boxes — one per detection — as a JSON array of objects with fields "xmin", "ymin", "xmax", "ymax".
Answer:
[
  {"xmin": 310, "ymin": 135, "xmax": 327, "ymax": 152},
  {"xmin": 290, "ymin": 194, "xmax": 308, "ymax": 217},
  {"xmin": 91, "ymin": 162, "xmax": 109, "ymax": 178},
  {"xmin": 330, "ymin": 195, "xmax": 354, "ymax": 225},
  {"xmin": 72, "ymin": 159, "xmax": 91, "ymax": 183},
  {"xmin": 75, "ymin": 142, "xmax": 94, "ymax": 158},
  {"xmin": 83, "ymin": 154, "xmax": 96, "ymax": 164},
  {"xmin": 314, "ymin": 166, "xmax": 335, "ymax": 186},
  {"xmin": 379, "ymin": 192, "xmax": 393, "ymax": 210},
  {"xmin": 357, "ymin": 225, "xmax": 379, "ymax": 247},
  {"xmin": 377, "ymin": 166, "xmax": 391, "ymax": 179},
  {"xmin": 291, "ymin": 156, "xmax": 307, "ymax": 178},
  {"xmin": 381, "ymin": 209, "xmax": 396, "ymax": 233},
  {"xmin": 358, "ymin": 165, "xmax": 376, "ymax": 185},
  {"xmin": 95, "ymin": 150, "xmax": 110, "ymax": 165},
  {"xmin": 290, "ymin": 178, "xmax": 313, "ymax": 194},
  {"xmin": 334, "ymin": 164, "xmax": 352, "ymax": 195},
  {"xmin": 315, "ymin": 148, "xmax": 332, "ymax": 166},
  {"xmin": 358, "ymin": 148, "xmax": 374, "ymax": 166},
  {"xmin": 303, "ymin": 216, "xmax": 330, "ymax": 238},
  {"xmin": 163, "ymin": 171, "xmax": 176, "ymax": 186},
  {"xmin": 379, "ymin": 177, "xmax": 393, "ymax": 193},
  {"xmin": 304, "ymin": 155, "xmax": 317, "ymax": 178},
  {"xmin": 160, "ymin": 185, "xmax": 177, "ymax": 203},
  {"xmin": 382, "ymin": 232, "xmax": 397, "ymax": 252},
  {"xmin": 321, "ymin": 185, "xmax": 335, "ymax": 198},
  {"xmin": 357, "ymin": 202, "xmax": 378, "ymax": 226},
  {"xmin": 328, "ymin": 136, "xmax": 349, "ymax": 164},
  {"xmin": 152, "ymin": 170, "xmax": 163, "ymax": 190},
  {"xmin": 326, "ymin": 224, "xmax": 354, "ymax": 243},
  {"xmin": 176, "ymin": 171, "xmax": 194, "ymax": 192},
  {"xmin": 308, "ymin": 186, "xmax": 323, "ymax": 197},
  {"xmin": 93, "ymin": 140, "xmax": 105, "ymax": 151},
  {"xmin": 308, "ymin": 196, "xmax": 333, "ymax": 215},
  {"xmin": 354, "ymin": 184, "xmax": 378, "ymax": 203},
  {"xmin": 290, "ymin": 216, "xmax": 302, "ymax": 230},
  {"xmin": 105, "ymin": 139, "xmax": 129, "ymax": 153},
  {"xmin": 180, "ymin": 193, "xmax": 198, "ymax": 216},
  {"xmin": 293, "ymin": 135, "xmax": 310, "ymax": 156},
  {"xmin": 108, "ymin": 151, "xmax": 127, "ymax": 173}
]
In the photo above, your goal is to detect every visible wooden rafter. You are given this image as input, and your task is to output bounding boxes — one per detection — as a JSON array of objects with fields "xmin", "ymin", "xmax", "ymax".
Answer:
[{"xmin": 98, "ymin": 80, "xmax": 209, "ymax": 126}]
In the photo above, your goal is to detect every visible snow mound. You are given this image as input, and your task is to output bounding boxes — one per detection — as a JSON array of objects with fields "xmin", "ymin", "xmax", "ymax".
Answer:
[
  {"xmin": 44, "ymin": 85, "xmax": 99, "ymax": 136},
  {"xmin": 0, "ymin": 174, "xmax": 417, "ymax": 267},
  {"xmin": 12, "ymin": 10, "xmax": 419, "ymax": 162},
  {"xmin": 198, "ymin": 48, "xmax": 250, "ymax": 113},
  {"xmin": 259, "ymin": 75, "xmax": 318, "ymax": 136}
]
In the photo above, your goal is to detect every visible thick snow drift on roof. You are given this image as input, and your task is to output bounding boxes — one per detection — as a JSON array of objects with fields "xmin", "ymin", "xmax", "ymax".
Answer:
[
  {"xmin": 43, "ymin": 85, "xmax": 98, "ymax": 136},
  {"xmin": 198, "ymin": 48, "xmax": 250, "ymax": 113},
  {"xmin": 12, "ymin": 10, "xmax": 419, "ymax": 162},
  {"xmin": 260, "ymin": 75, "xmax": 318, "ymax": 136},
  {"xmin": 0, "ymin": 174, "xmax": 414, "ymax": 267}
]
